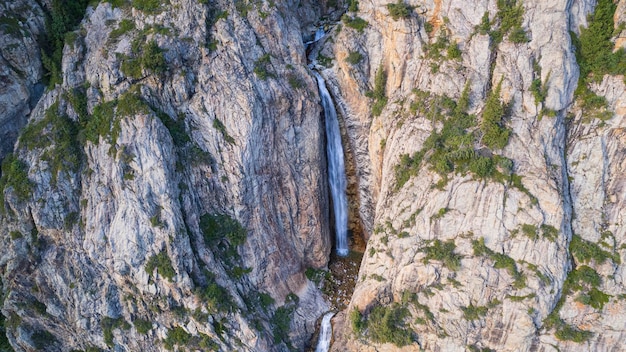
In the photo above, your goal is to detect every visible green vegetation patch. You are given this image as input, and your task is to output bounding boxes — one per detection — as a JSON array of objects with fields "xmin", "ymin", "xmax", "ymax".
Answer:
[
  {"xmin": 199, "ymin": 213, "xmax": 247, "ymax": 277},
  {"xmin": 342, "ymin": 15, "xmax": 368, "ymax": 33},
  {"xmin": 345, "ymin": 51, "xmax": 364, "ymax": 65},
  {"xmin": 132, "ymin": 0, "xmax": 170, "ymax": 14},
  {"xmin": 133, "ymin": 318, "xmax": 152, "ymax": 334},
  {"xmin": 41, "ymin": 0, "xmax": 90, "ymax": 87},
  {"xmin": 571, "ymin": 0, "xmax": 626, "ymax": 121},
  {"xmin": 420, "ymin": 239, "xmax": 462, "ymax": 271},
  {"xmin": 101, "ymin": 317, "xmax": 130, "ymax": 347},
  {"xmin": 120, "ymin": 38, "xmax": 167, "ymax": 79},
  {"xmin": 481, "ymin": 80, "xmax": 510, "ymax": 150},
  {"xmin": 365, "ymin": 66, "xmax": 388, "ymax": 116},
  {"xmin": 351, "ymin": 303, "xmax": 413, "ymax": 347},
  {"xmin": 145, "ymin": 250, "xmax": 176, "ymax": 281},
  {"xmin": 195, "ymin": 272, "xmax": 234, "ymax": 313},
  {"xmin": 386, "ymin": 1, "xmax": 413, "ymax": 21},
  {"xmin": 544, "ymin": 265, "xmax": 601, "ymax": 342},
  {"xmin": 31, "ymin": 329, "xmax": 57, "ymax": 349},
  {"xmin": 478, "ymin": 0, "xmax": 527, "ymax": 44},
  {"xmin": 109, "ymin": 19, "xmax": 135, "ymax": 42},
  {"xmin": 570, "ymin": 234, "xmax": 619, "ymax": 264},
  {"xmin": 394, "ymin": 82, "xmax": 516, "ymax": 190},
  {"xmin": 18, "ymin": 102, "xmax": 81, "ymax": 185},
  {"xmin": 0, "ymin": 153, "xmax": 32, "ymax": 211},
  {"xmin": 0, "ymin": 278, "xmax": 13, "ymax": 351},
  {"xmin": 472, "ymin": 238, "xmax": 525, "ymax": 288},
  {"xmin": 424, "ymin": 34, "xmax": 462, "ymax": 62},
  {"xmin": 461, "ymin": 303, "xmax": 488, "ymax": 321},
  {"xmin": 199, "ymin": 213, "xmax": 246, "ymax": 246},
  {"xmin": 212, "ymin": 118, "xmax": 235, "ymax": 144},
  {"xmin": 155, "ymin": 111, "xmax": 190, "ymax": 147},
  {"xmin": 253, "ymin": 54, "xmax": 273, "ymax": 80}
]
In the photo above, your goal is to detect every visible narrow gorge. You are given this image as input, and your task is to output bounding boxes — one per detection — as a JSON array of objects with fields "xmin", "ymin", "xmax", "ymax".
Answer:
[{"xmin": 2, "ymin": 0, "xmax": 626, "ymax": 351}]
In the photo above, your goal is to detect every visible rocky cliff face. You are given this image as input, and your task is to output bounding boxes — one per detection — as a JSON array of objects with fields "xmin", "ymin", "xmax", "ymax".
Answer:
[
  {"xmin": 0, "ymin": 0, "xmax": 45, "ymax": 160},
  {"xmin": 1, "ymin": 0, "xmax": 332, "ymax": 351},
  {"xmin": 318, "ymin": 0, "xmax": 626, "ymax": 351},
  {"xmin": 3, "ymin": 0, "xmax": 626, "ymax": 351}
]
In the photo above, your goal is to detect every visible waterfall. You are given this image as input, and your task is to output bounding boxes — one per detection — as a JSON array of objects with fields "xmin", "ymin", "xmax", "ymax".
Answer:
[
  {"xmin": 305, "ymin": 27, "xmax": 325, "ymax": 45},
  {"xmin": 315, "ymin": 312, "xmax": 335, "ymax": 352},
  {"xmin": 313, "ymin": 72, "xmax": 349, "ymax": 257}
]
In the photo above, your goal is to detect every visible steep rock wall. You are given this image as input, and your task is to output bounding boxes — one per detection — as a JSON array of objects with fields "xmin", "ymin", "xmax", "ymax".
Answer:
[{"xmin": 0, "ymin": 0, "xmax": 333, "ymax": 351}]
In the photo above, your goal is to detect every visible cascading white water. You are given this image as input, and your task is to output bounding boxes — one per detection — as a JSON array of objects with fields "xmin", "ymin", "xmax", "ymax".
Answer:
[
  {"xmin": 313, "ymin": 72, "xmax": 349, "ymax": 257},
  {"xmin": 315, "ymin": 312, "xmax": 335, "ymax": 352},
  {"xmin": 305, "ymin": 27, "xmax": 325, "ymax": 45}
]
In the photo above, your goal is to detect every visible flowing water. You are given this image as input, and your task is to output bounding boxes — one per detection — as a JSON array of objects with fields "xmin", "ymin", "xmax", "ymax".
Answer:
[
  {"xmin": 313, "ymin": 72, "xmax": 349, "ymax": 257},
  {"xmin": 315, "ymin": 312, "xmax": 335, "ymax": 352},
  {"xmin": 305, "ymin": 27, "xmax": 325, "ymax": 45}
]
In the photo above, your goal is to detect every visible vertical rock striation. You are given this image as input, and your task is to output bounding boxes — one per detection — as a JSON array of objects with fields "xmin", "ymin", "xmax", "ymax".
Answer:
[{"xmin": 1, "ymin": 0, "xmax": 333, "ymax": 350}]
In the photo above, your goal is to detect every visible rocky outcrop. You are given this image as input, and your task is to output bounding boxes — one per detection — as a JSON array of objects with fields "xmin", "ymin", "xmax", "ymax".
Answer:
[
  {"xmin": 317, "ymin": 0, "xmax": 626, "ymax": 351},
  {"xmin": 1, "ymin": 0, "xmax": 333, "ymax": 350},
  {"xmin": 0, "ymin": 0, "xmax": 45, "ymax": 160}
]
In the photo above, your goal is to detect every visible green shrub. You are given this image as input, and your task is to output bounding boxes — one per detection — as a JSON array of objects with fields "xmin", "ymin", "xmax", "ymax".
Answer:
[
  {"xmin": 0, "ymin": 302, "xmax": 12, "ymax": 351},
  {"xmin": 0, "ymin": 153, "xmax": 32, "ymax": 210},
  {"xmin": 317, "ymin": 53, "xmax": 333, "ymax": 68},
  {"xmin": 394, "ymin": 83, "xmax": 485, "ymax": 188},
  {"xmin": 132, "ymin": 0, "xmax": 169, "ymax": 13},
  {"xmin": 468, "ymin": 156, "xmax": 495, "ymax": 178},
  {"xmin": 0, "ymin": 15, "xmax": 23, "ymax": 38},
  {"xmin": 31, "ymin": 330, "xmax": 56, "ymax": 349},
  {"xmin": 141, "ymin": 41, "xmax": 166, "ymax": 74},
  {"xmin": 541, "ymin": 224, "xmax": 558, "ymax": 242},
  {"xmin": 164, "ymin": 326, "xmax": 191, "ymax": 350},
  {"xmin": 481, "ymin": 80, "xmax": 510, "ymax": 150},
  {"xmin": 342, "ymin": 15, "xmax": 368, "ymax": 33},
  {"xmin": 101, "ymin": 317, "xmax": 130, "ymax": 346},
  {"xmin": 271, "ymin": 306, "xmax": 294, "ymax": 346},
  {"xmin": 41, "ymin": 0, "xmax": 90, "ymax": 87},
  {"xmin": 386, "ymin": 1, "xmax": 412, "ymax": 21},
  {"xmin": 350, "ymin": 307, "xmax": 364, "ymax": 335},
  {"xmin": 120, "ymin": 56, "xmax": 143, "ymax": 79},
  {"xmin": 575, "ymin": 0, "xmax": 626, "ymax": 80},
  {"xmin": 461, "ymin": 303, "xmax": 488, "ymax": 321},
  {"xmin": 195, "ymin": 277, "xmax": 233, "ymax": 313},
  {"xmin": 472, "ymin": 238, "xmax": 525, "ymax": 288},
  {"xmin": 576, "ymin": 287, "xmax": 610, "ymax": 309},
  {"xmin": 145, "ymin": 250, "xmax": 176, "ymax": 281},
  {"xmin": 366, "ymin": 65, "xmax": 387, "ymax": 116},
  {"xmin": 366, "ymin": 304, "xmax": 413, "ymax": 346},
  {"xmin": 348, "ymin": 0, "xmax": 359, "ymax": 12},
  {"xmin": 554, "ymin": 324, "xmax": 593, "ymax": 343},
  {"xmin": 156, "ymin": 111, "xmax": 190, "ymax": 147},
  {"xmin": 83, "ymin": 100, "xmax": 117, "ymax": 144},
  {"xmin": 109, "ymin": 19, "xmax": 135, "ymax": 42},
  {"xmin": 117, "ymin": 90, "xmax": 150, "ymax": 117},
  {"xmin": 200, "ymin": 213, "xmax": 246, "ymax": 246},
  {"xmin": 446, "ymin": 42, "xmax": 462, "ymax": 59},
  {"xmin": 345, "ymin": 51, "xmax": 363, "ymax": 65},
  {"xmin": 133, "ymin": 318, "xmax": 152, "ymax": 334},
  {"xmin": 423, "ymin": 21, "xmax": 434, "ymax": 33},
  {"xmin": 570, "ymin": 234, "xmax": 618, "ymax": 264},
  {"xmin": 521, "ymin": 224, "xmax": 538, "ymax": 240},
  {"xmin": 508, "ymin": 26, "xmax": 528, "ymax": 43},
  {"xmin": 212, "ymin": 118, "xmax": 235, "ymax": 144},
  {"xmin": 254, "ymin": 54, "xmax": 273, "ymax": 80},
  {"xmin": 287, "ymin": 74, "xmax": 304, "ymax": 89},
  {"xmin": 477, "ymin": 12, "xmax": 491, "ymax": 35},
  {"xmin": 67, "ymin": 88, "xmax": 89, "ymax": 121},
  {"xmin": 571, "ymin": 0, "xmax": 626, "ymax": 121},
  {"xmin": 305, "ymin": 268, "xmax": 329, "ymax": 285},
  {"xmin": 420, "ymin": 239, "xmax": 462, "ymax": 271}
]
